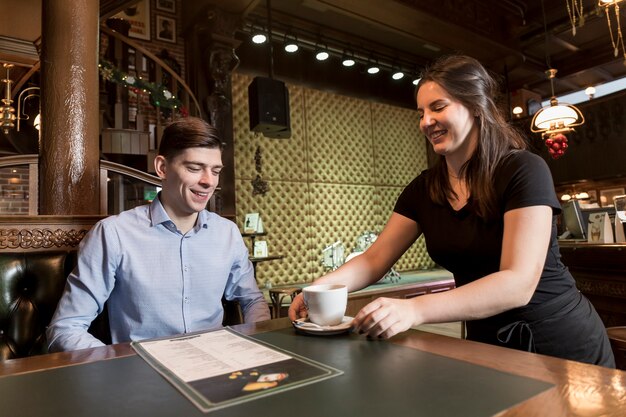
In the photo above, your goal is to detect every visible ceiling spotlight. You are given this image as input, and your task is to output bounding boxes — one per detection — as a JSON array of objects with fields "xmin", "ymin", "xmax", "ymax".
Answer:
[
  {"xmin": 251, "ymin": 30, "xmax": 267, "ymax": 44},
  {"xmin": 284, "ymin": 34, "xmax": 298, "ymax": 53},
  {"xmin": 366, "ymin": 57, "xmax": 379, "ymax": 74},
  {"xmin": 315, "ymin": 45, "xmax": 329, "ymax": 61},
  {"xmin": 342, "ymin": 51, "xmax": 355, "ymax": 67},
  {"xmin": 412, "ymin": 77, "xmax": 421, "ymax": 86},
  {"xmin": 392, "ymin": 70, "xmax": 404, "ymax": 80},
  {"xmin": 585, "ymin": 86, "xmax": 596, "ymax": 100}
]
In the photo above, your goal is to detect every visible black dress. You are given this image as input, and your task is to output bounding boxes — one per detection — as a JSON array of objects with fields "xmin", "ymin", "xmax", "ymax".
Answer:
[{"xmin": 394, "ymin": 150, "xmax": 615, "ymax": 367}]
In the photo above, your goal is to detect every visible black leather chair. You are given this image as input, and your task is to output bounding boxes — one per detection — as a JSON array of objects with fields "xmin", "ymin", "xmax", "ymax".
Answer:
[
  {"xmin": 0, "ymin": 250, "xmax": 110, "ymax": 360},
  {"xmin": 0, "ymin": 251, "xmax": 75, "ymax": 359}
]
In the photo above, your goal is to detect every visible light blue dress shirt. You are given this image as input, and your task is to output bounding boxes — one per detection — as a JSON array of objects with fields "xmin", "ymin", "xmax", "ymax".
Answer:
[{"xmin": 47, "ymin": 196, "xmax": 270, "ymax": 352}]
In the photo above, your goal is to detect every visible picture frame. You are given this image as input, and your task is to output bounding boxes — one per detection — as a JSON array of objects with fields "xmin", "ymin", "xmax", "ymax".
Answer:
[
  {"xmin": 253, "ymin": 240, "xmax": 269, "ymax": 258},
  {"xmin": 599, "ymin": 187, "xmax": 626, "ymax": 207},
  {"xmin": 113, "ymin": 0, "xmax": 151, "ymax": 40},
  {"xmin": 156, "ymin": 0, "xmax": 176, "ymax": 13},
  {"xmin": 156, "ymin": 15, "xmax": 176, "ymax": 43},
  {"xmin": 243, "ymin": 213, "xmax": 264, "ymax": 234}
]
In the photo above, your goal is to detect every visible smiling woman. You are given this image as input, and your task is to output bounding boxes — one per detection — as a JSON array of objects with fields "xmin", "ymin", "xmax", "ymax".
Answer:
[{"xmin": 289, "ymin": 55, "xmax": 615, "ymax": 368}]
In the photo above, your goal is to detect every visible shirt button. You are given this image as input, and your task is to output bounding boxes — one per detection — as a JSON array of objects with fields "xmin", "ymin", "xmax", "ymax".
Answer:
[
  {"xmin": 184, "ymin": 297, "xmax": 190, "ymax": 304},
  {"xmin": 184, "ymin": 266, "xmax": 189, "ymax": 272}
]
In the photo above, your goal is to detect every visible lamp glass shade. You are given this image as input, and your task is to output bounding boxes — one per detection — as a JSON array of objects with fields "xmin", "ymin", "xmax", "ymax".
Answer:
[{"xmin": 533, "ymin": 103, "xmax": 579, "ymax": 130}]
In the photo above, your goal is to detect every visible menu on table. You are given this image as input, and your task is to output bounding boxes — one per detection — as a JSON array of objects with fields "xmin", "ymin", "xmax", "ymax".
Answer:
[{"xmin": 132, "ymin": 328, "xmax": 342, "ymax": 413}]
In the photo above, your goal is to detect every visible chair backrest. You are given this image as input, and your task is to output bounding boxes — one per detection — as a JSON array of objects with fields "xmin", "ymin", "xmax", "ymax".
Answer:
[
  {"xmin": 0, "ymin": 215, "xmax": 105, "ymax": 360},
  {"xmin": 0, "ymin": 251, "xmax": 75, "ymax": 359}
]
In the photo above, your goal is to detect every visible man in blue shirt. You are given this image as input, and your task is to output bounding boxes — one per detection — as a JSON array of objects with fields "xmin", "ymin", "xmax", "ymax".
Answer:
[{"xmin": 47, "ymin": 117, "xmax": 271, "ymax": 352}]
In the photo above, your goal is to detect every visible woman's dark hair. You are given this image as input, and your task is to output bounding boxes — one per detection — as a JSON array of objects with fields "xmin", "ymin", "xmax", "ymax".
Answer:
[
  {"xmin": 158, "ymin": 117, "xmax": 223, "ymax": 159},
  {"xmin": 416, "ymin": 55, "xmax": 527, "ymax": 220}
]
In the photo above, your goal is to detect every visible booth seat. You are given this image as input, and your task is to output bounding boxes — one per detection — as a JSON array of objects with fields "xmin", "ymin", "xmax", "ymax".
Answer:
[
  {"xmin": 0, "ymin": 250, "xmax": 111, "ymax": 360},
  {"xmin": 0, "ymin": 215, "xmax": 108, "ymax": 361}
]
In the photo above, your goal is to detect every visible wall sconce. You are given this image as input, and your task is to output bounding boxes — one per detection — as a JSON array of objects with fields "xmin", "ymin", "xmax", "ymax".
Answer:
[
  {"xmin": 1, "ymin": 63, "xmax": 16, "ymax": 134},
  {"xmin": 512, "ymin": 106, "xmax": 523, "ymax": 117}
]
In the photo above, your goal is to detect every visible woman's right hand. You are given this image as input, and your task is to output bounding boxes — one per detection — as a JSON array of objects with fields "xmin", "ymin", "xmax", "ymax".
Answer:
[{"xmin": 288, "ymin": 293, "xmax": 307, "ymax": 321}]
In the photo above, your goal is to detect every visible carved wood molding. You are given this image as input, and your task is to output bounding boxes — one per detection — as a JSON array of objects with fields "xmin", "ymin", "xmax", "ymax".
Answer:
[
  {"xmin": 0, "ymin": 215, "xmax": 103, "ymax": 252},
  {"xmin": 0, "ymin": 228, "xmax": 88, "ymax": 250}
]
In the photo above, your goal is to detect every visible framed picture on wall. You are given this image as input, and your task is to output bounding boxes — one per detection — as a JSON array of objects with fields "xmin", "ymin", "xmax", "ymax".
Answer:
[
  {"xmin": 156, "ymin": 0, "xmax": 176, "ymax": 13},
  {"xmin": 156, "ymin": 15, "xmax": 176, "ymax": 43},
  {"xmin": 599, "ymin": 187, "xmax": 625, "ymax": 207},
  {"xmin": 113, "ymin": 0, "xmax": 151, "ymax": 40}
]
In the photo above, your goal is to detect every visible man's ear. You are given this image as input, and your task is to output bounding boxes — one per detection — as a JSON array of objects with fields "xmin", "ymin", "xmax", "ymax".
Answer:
[{"xmin": 154, "ymin": 155, "xmax": 167, "ymax": 179}]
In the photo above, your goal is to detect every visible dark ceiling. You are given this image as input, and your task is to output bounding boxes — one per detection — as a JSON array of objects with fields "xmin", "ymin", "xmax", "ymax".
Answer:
[
  {"xmin": 3, "ymin": 1, "xmax": 625, "ymax": 102},
  {"xmin": 221, "ymin": 0, "xmax": 626, "ymax": 100}
]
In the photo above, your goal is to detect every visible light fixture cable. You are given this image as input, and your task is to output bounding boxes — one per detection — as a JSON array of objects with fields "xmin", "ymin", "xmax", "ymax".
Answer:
[
  {"xmin": 565, "ymin": 0, "xmax": 584, "ymax": 36},
  {"xmin": 602, "ymin": 0, "xmax": 626, "ymax": 60},
  {"xmin": 530, "ymin": 0, "xmax": 585, "ymax": 159}
]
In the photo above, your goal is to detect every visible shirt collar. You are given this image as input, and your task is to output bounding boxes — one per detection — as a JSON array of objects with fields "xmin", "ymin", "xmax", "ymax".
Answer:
[{"xmin": 149, "ymin": 193, "xmax": 210, "ymax": 232}]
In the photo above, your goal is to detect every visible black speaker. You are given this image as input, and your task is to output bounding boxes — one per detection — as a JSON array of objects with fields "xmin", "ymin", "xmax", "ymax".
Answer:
[{"xmin": 248, "ymin": 76, "xmax": 291, "ymax": 138}]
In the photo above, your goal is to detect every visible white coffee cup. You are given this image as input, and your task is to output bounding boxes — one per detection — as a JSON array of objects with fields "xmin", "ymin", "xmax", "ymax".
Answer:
[{"xmin": 303, "ymin": 284, "xmax": 347, "ymax": 326}]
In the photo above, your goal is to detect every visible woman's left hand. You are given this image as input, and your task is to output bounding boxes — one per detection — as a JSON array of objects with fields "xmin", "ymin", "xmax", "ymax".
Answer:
[{"xmin": 351, "ymin": 297, "xmax": 419, "ymax": 339}]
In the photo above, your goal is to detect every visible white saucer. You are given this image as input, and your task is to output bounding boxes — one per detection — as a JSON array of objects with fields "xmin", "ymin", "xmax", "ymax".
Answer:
[{"xmin": 292, "ymin": 316, "xmax": 354, "ymax": 336}]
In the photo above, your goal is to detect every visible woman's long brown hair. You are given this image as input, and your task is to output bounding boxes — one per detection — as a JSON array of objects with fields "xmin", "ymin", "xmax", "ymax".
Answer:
[{"xmin": 416, "ymin": 55, "xmax": 528, "ymax": 220}]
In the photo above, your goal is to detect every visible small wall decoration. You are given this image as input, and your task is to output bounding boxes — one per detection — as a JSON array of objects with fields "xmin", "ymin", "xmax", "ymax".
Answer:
[
  {"xmin": 253, "ymin": 240, "xmax": 268, "ymax": 258},
  {"xmin": 244, "ymin": 213, "xmax": 264, "ymax": 234},
  {"xmin": 113, "ymin": 0, "xmax": 151, "ymax": 40},
  {"xmin": 156, "ymin": 0, "xmax": 176, "ymax": 13},
  {"xmin": 156, "ymin": 15, "xmax": 176, "ymax": 43},
  {"xmin": 252, "ymin": 146, "xmax": 269, "ymax": 196}
]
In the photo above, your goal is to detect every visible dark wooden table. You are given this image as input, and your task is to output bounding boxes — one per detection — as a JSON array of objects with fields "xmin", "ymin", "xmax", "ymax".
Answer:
[{"xmin": 1, "ymin": 319, "xmax": 625, "ymax": 416}]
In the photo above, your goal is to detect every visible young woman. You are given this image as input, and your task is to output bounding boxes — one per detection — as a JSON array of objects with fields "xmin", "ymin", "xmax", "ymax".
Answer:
[{"xmin": 289, "ymin": 55, "xmax": 615, "ymax": 367}]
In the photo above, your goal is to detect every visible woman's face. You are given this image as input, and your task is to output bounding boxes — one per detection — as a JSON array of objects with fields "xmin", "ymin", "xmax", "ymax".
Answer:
[{"xmin": 417, "ymin": 81, "xmax": 479, "ymax": 158}]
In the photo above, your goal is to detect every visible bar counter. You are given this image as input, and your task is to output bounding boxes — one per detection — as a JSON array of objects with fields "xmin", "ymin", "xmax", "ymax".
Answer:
[{"xmin": 558, "ymin": 241, "xmax": 626, "ymax": 326}]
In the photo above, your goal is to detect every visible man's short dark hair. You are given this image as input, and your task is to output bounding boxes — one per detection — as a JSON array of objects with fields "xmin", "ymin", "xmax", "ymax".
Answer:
[{"xmin": 158, "ymin": 117, "xmax": 223, "ymax": 159}]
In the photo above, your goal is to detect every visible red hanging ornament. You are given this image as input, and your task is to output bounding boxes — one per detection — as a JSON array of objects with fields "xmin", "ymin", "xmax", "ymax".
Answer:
[{"xmin": 545, "ymin": 133, "xmax": 569, "ymax": 159}]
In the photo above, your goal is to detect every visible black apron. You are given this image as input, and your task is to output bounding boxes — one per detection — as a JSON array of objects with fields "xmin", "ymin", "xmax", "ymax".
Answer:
[{"xmin": 466, "ymin": 287, "xmax": 615, "ymax": 368}]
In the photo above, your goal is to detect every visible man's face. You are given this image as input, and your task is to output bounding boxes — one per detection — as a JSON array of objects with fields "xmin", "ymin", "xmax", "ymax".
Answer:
[{"xmin": 154, "ymin": 147, "xmax": 223, "ymax": 220}]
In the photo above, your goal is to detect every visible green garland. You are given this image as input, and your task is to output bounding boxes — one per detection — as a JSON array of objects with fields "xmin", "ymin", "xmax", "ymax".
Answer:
[{"xmin": 98, "ymin": 58, "xmax": 184, "ymax": 112}]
